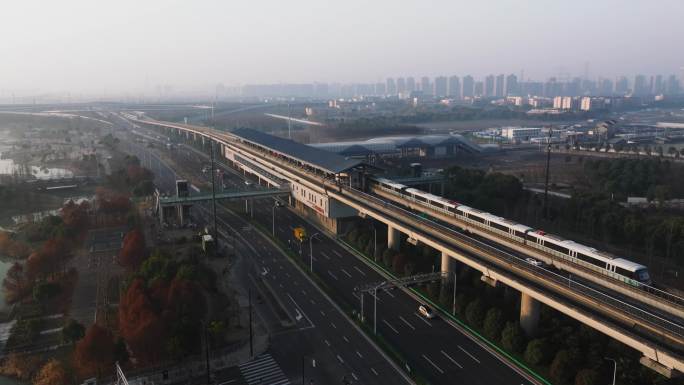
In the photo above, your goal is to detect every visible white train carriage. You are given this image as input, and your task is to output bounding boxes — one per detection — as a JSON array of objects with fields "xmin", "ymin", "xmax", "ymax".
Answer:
[
  {"xmin": 373, "ymin": 179, "xmax": 653, "ymax": 286},
  {"xmin": 374, "ymin": 178, "xmax": 408, "ymax": 196}
]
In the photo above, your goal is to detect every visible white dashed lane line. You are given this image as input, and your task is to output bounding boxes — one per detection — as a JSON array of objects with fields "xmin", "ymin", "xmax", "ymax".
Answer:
[
  {"xmin": 459, "ymin": 345, "xmax": 481, "ymax": 364},
  {"xmin": 382, "ymin": 319, "xmax": 400, "ymax": 334},
  {"xmin": 422, "ymin": 354, "xmax": 445, "ymax": 374},
  {"xmin": 398, "ymin": 316, "xmax": 415, "ymax": 330},
  {"xmin": 440, "ymin": 350, "xmax": 463, "ymax": 369}
]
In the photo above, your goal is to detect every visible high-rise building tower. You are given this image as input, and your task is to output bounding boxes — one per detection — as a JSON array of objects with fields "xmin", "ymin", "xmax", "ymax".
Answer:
[
  {"xmin": 397, "ymin": 77, "xmax": 406, "ymax": 94},
  {"xmin": 421, "ymin": 76, "xmax": 432, "ymax": 95},
  {"xmin": 485, "ymin": 75, "xmax": 495, "ymax": 97},
  {"xmin": 666, "ymin": 75, "xmax": 680, "ymax": 95},
  {"xmin": 448, "ymin": 76, "xmax": 461, "ymax": 98},
  {"xmin": 655, "ymin": 75, "xmax": 664, "ymax": 94},
  {"xmin": 495, "ymin": 74, "xmax": 505, "ymax": 97},
  {"xmin": 386, "ymin": 78, "xmax": 396, "ymax": 95},
  {"xmin": 634, "ymin": 75, "xmax": 648, "ymax": 95},
  {"xmin": 505, "ymin": 74, "xmax": 518, "ymax": 96},
  {"xmin": 434, "ymin": 76, "xmax": 448, "ymax": 97},
  {"xmin": 462, "ymin": 75, "xmax": 474, "ymax": 98},
  {"xmin": 598, "ymin": 78, "xmax": 614, "ymax": 95},
  {"xmin": 615, "ymin": 76, "xmax": 629, "ymax": 95},
  {"xmin": 474, "ymin": 81, "xmax": 484, "ymax": 97},
  {"xmin": 406, "ymin": 77, "xmax": 416, "ymax": 93}
]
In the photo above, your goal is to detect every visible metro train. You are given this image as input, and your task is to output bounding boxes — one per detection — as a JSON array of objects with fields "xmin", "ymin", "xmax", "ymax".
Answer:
[{"xmin": 372, "ymin": 177, "xmax": 652, "ymax": 287}]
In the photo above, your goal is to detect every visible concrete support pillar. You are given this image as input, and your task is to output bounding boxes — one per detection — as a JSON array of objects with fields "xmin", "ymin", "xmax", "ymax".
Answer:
[
  {"xmin": 177, "ymin": 204, "xmax": 185, "ymax": 226},
  {"xmin": 440, "ymin": 251, "xmax": 453, "ymax": 274},
  {"xmin": 387, "ymin": 226, "xmax": 400, "ymax": 251},
  {"xmin": 520, "ymin": 292, "xmax": 540, "ymax": 336}
]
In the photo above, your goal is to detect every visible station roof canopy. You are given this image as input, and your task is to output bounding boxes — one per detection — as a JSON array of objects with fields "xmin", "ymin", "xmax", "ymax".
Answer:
[{"xmin": 230, "ymin": 128, "xmax": 366, "ymax": 174}]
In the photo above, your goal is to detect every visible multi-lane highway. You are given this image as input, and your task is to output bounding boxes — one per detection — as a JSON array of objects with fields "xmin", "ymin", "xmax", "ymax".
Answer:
[
  {"xmin": 122, "ymin": 123, "xmax": 544, "ymax": 385},
  {"xmin": 116, "ymin": 126, "xmax": 413, "ymax": 385}
]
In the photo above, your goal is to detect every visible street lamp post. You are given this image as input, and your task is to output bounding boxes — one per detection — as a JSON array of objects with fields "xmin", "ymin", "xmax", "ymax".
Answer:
[
  {"xmin": 370, "ymin": 225, "xmax": 377, "ymax": 261},
  {"xmin": 309, "ymin": 233, "xmax": 320, "ymax": 272},
  {"xmin": 272, "ymin": 204, "xmax": 277, "ymax": 236},
  {"xmin": 452, "ymin": 272, "xmax": 457, "ymax": 315},
  {"xmin": 605, "ymin": 357, "xmax": 617, "ymax": 385}
]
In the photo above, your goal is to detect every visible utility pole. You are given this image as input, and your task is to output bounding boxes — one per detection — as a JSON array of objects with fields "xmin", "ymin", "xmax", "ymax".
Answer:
[
  {"xmin": 542, "ymin": 126, "xmax": 553, "ymax": 220},
  {"xmin": 249, "ymin": 289, "xmax": 254, "ymax": 357},
  {"xmin": 287, "ymin": 103, "xmax": 292, "ymax": 139},
  {"xmin": 452, "ymin": 272, "xmax": 457, "ymax": 315},
  {"xmin": 203, "ymin": 322, "xmax": 211, "ymax": 385},
  {"xmin": 210, "ymin": 142, "xmax": 219, "ymax": 249}
]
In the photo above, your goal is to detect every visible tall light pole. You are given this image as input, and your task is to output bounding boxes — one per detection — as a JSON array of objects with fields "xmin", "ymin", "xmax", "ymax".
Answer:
[
  {"xmin": 452, "ymin": 272, "xmax": 457, "ymax": 315},
  {"xmin": 373, "ymin": 226, "xmax": 377, "ymax": 261},
  {"xmin": 272, "ymin": 202, "xmax": 280, "ymax": 236},
  {"xmin": 309, "ymin": 233, "xmax": 320, "ymax": 272},
  {"xmin": 605, "ymin": 357, "xmax": 617, "ymax": 385}
]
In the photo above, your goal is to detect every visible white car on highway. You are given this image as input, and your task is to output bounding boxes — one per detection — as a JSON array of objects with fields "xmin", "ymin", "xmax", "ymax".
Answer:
[{"xmin": 418, "ymin": 305, "xmax": 436, "ymax": 319}]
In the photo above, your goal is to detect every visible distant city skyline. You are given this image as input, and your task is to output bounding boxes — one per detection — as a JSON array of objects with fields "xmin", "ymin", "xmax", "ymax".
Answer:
[{"xmin": 1, "ymin": 0, "xmax": 683, "ymax": 96}]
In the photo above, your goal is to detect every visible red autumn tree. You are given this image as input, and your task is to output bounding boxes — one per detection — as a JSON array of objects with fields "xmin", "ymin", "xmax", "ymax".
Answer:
[
  {"xmin": 73, "ymin": 324, "xmax": 116, "ymax": 377},
  {"xmin": 95, "ymin": 188, "xmax": 131, "ymax": 213},
  {"xmin": 27, "ymin": 238, "xmax": 69, "ymax": 279},
  {"xmin": 61, "ymin": 200, "xmax": 90, "ymax": 233},
  {"xmin": 0, "ymin": 232, "xmax": 31, "ymax": 259},
  {"xmin": 118, "ymin": 279, "xmax": 168, "ymax": 364},
  {"xmin": 2, "ymin": 262, "xmax": 29, "ymax": 304},
  {"xmin": 118, "ymin": 230, "xmax": 147, "ymax": 270},
  {"xmin": 33, "ymin": 359, "xmax": 70, "ymax": 385}
]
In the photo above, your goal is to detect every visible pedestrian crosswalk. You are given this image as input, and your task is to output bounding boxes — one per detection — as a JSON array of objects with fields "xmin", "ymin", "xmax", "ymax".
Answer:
[{"xmin": 239, "ymin": 353, "xmax": 290, "ymax": 385}]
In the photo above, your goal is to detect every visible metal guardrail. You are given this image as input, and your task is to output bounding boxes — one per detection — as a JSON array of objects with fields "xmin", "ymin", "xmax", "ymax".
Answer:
[{"xmin": 347, "ymin": 187, "xmax": 684, "ymax": 341}]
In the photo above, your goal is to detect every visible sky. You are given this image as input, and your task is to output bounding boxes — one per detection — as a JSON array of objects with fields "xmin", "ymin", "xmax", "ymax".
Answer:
[{"xmin": 1, "ymin": 0, "xmax": 683, "ymax": 96}]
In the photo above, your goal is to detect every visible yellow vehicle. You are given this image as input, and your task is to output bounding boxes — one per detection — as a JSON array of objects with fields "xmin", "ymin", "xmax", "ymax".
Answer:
[{"xmin": 293, "ymin": 227, "xmax": 307, "ymax": 242}]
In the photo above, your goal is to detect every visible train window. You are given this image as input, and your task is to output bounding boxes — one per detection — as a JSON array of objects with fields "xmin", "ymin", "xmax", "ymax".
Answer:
[
  {"xmin": 469, "ymin": 215, "xmax": 484, "ymax": 224},
  {"xmin": 413, "ymin": 194, "xmax": 426, "ymax": 202},
  {"xmin": 514, "ymin": 230, "xmax": 526, "ymax": 238},
  {"xmin": 490, "ymin": 222, "xmax": 508, "ymax": 232},
  {"xmin": 616, "ymin": 266, "xmax": 633, "ymax": 277},
  {"xmin": 432, "ymin": 201, "xmax": 444, "ymax": 209},
  {"xmin": 545, "ymin": 241, "xmax": 569, "ymax": 254}
]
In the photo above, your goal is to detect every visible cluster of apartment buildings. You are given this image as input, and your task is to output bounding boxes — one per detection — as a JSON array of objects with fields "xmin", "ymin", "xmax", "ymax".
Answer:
[{"xmin": 239, "ymin": 73, "xmax": 682, "ymax": 100}]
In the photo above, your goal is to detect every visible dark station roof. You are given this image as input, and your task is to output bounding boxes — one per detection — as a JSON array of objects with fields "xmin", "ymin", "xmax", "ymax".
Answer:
[{"xmin": 230, "ymin": 128, "xmax": 365, "ymax": 174}]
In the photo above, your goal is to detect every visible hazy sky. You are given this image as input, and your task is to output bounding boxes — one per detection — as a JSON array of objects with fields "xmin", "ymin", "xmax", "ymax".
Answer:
[{"xmin": 2, "ymin": 0, "xmax": 683, "ymax": 95}]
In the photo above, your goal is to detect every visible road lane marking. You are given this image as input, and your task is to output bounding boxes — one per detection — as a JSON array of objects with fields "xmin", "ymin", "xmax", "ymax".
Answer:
[
  {"xmin": 330, "ymin": 322, "xmax": 337, "ymax": 329},
  {"xmin": 301, "ymin": 290, "xmax": 307, "ymax": 296},
  {"xmin": 321, "ymin": 252, "xmax": 331, "ymax": 260},
  {"xmin": 332, "ymin": 250, "xmax": 343, "ymax": 258},
  {"xmin": 356, "ymin": 350, "xmax": 363, "ymax": 358},
  {"xmin": 384, "ymin": 289, "xmax": 395, "ymax": 298},
  {"xmin": 310, "ymin": 299, "xmax": 316, "ymax": 305},
  {"xmin": 398, "ymin": 316, "xmax": 415, "ymax": 330},
  {"xmin": 337, "ymin": 355, "xmax": 344, "ymax": 363},
  {"xmin": 320, "ymin": 310, "xmax": 326, "ymax": 316},
  {"xmin": 351, "ymin": 373, "xmax": 358, "ymax": 381},
  {"xmin": 382, "ymin": 319, "xmax": 399, "ymax": 334},
  {"xmin": 371, "ymin": 368, "xmax": 378, "ymax": 376},
  {"xmin": 328, "ymin": 270, "xmax": 338, "ymax": 280},
  {"xmin": 342, "ymin": 335, "xmax": 349, "ymax": 342},
  {"xmin": 340, "ymin": 269, "xmax": 352, "ymax": 278},
  {"xmin": 458, "ymin": 345, "xmax": 481, "ymax": 363},
  {"xmin": 440, "ymin": 350, "xmax": 463, "ymax": 369},
  {"xmin": 353, "ymin": 266, "xmax": 366, "ymax": 276},
  {"xmin": 286, "ymin": 293, "xmax": 314, "ymax": 328},
  {"xmin": 324, "ymin": 339, "xmax": 330, "ymax": 346},
  {"xmin": 413, "ymin": 313, "xmax": 433, "ymax": 327},
  {"xmin": 422, "ymin": 354, "xmax": 445, "ymax": 374}
]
